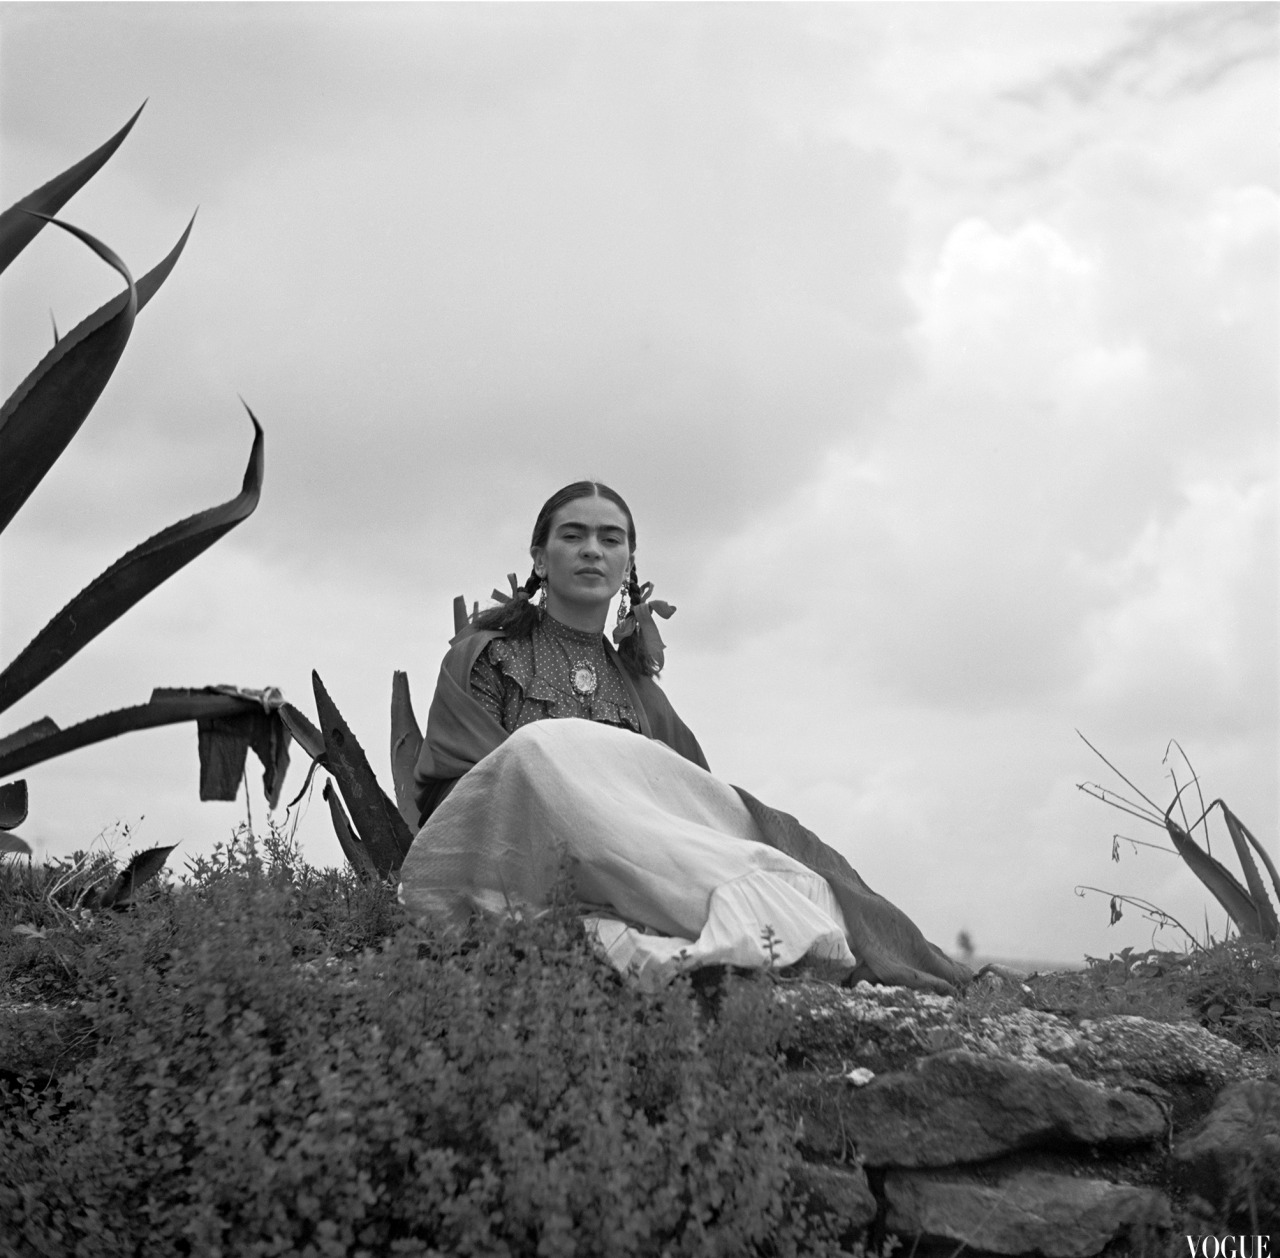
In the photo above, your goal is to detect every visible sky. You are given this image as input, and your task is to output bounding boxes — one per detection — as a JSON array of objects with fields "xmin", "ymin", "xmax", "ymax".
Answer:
[{"xmin": 1, "ymin": 2, "xmax": 1275, "ymax": 966}]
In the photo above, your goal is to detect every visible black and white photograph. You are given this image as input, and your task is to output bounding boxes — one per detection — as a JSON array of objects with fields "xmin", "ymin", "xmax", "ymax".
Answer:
[{"xmin": 1, "ymin": 3, "xmax": 1276, "ymax": 1252}]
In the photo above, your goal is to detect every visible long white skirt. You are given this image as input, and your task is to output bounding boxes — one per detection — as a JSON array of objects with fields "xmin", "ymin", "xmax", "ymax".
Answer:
[{"xmin": 398, "ymin": 718, "xmax": 857, "ymax": 989}]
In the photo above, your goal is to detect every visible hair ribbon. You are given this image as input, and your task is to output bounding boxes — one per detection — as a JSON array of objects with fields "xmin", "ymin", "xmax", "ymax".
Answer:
[{"xmin": 612, "ymin": 580, "xmax": 675, "ymax": 668}]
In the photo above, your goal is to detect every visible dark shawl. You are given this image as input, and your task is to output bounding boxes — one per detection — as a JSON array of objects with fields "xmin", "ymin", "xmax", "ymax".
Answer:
[{"xmin": 412, "ymin": 628, "xmax": 970, "ymax": 995}]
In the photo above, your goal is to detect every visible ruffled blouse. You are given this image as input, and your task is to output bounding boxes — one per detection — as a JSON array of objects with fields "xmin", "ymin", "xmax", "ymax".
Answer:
[{"xmin": 469, "ymin": 612, "xmax": 641, "ymax": 735}]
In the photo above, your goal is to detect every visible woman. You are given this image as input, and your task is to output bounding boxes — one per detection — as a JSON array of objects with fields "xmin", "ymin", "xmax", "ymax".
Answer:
[{"xmin": 400, "ymin": 481, "xmax": 969, "ymax": 994}]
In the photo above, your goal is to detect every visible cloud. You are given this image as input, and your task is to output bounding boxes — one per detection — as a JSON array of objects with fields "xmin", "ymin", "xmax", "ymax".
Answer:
[
  {"xmin": 1, "ymin": 5, "xmax": 912, "ymax": 595},
  {"xmin": 1, "ymin": 5, "xmax": 1274, "ymax": 965},
  {"xmin": 1002, "ymin": 4, "xmax": 1277, "ymax": 109}
]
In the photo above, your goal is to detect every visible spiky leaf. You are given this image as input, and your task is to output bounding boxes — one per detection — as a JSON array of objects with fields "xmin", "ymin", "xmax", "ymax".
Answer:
[
  {"xmin": 390, "ymin": 670, "xmax": 424, "ymax": 832},
  {"xmin": 0, "ymin": 218, "xmax": 136, "ymax": 533},
  {"xmin": 279, "ymin": 702, "xmax": 326, "ymax": 763},
  {"xmin": 99, "ymin": 843, "xmax": 176, "ymax": 910},
  {"xmin": 312, "ymin": 671, "xmax": 413, "ymax": 877},
  {"xmin": 0, "ymin": 833, "xmax": 32, "ymax": 857},
  {"xmin": 1165, "ymin": 803, "xmax": 1266, "ymax": 938},
  {"xmin": 0, "ymin": 213, "xmax": 194, "ymax": 539},
  {"xmin": 0, "ymin": 690, "xmax": 279, "ymax": 781},
  {"xmin": 0, "ymin": 102, "xmax": 144, "ymax": 274},
  {"xmin": 1217, "ymin": 802, "xmax": 1279, "ymax": 940},
  {"xmin": 0, "ymin": 406, "xmax": 263, "ymax": 715}
]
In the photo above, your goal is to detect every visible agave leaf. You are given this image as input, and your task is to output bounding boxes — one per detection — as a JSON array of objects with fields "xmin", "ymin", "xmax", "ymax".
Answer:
[
  {"xmin": 0, "ymin": 717, "xmax": 62, "ymax": 763},
  {"xmin": 0, "ymin": 690, "xmax": 272, "ymax": 779},
  {"xmin": 390, "ymin": 670, "xmax": 424, "ymax": 832},
  {"xmin": 0, "ymin": 779, "xmax": 28, "ymax": 830},
  {"xmin": 0, "ymin": 102, "xmax": 145, "ymax": 275},
  {"xmin": 312, "ymin": 671, "xmax": 413, "ymax": 877},
  {"xmin": 0, "ymin": 833, "xmax": 33, "ymax": 857},
  {"xmin": 0, "ymin": 217, "xmax": 136, "ymax": 533},
  {"xmin": 1220, "ymin": 803, "xmax": 1280, "ymax": 903},
  {"xmin": 1217, "ymin": 802, "xmax": 1279, "ymax": 940},
  {"xmin": 1165, "ymin": 803, "xmax": 1265, "ymax": 938},
  {"xmin": 279, "ymin": 702, "xmax": 326, "ymax": 763},
  {"xmin": 0, "ymin": 214, "xmax": 196, "ymax": 537},
  {"xmin": 323, "ymin": 779, "xmax": 377, "ymax": 882},
  {"xmin": 98, "ymin": 843, "xmax": 176, "ymax": 910},
  {"xmin": 0, "ymin": 406, "xmax": 263, "ymax": 716}
]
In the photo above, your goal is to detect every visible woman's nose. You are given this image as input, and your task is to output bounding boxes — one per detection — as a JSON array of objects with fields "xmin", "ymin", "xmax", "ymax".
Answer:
[{"xmin": 581, "ymin": 535, "xmax": 602, "ymax": 557}]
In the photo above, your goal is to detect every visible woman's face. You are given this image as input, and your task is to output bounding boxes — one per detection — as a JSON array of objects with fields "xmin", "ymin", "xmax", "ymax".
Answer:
[{"xmin": 532, "ymin": 495, "xmax": 632, "ymax": 618}]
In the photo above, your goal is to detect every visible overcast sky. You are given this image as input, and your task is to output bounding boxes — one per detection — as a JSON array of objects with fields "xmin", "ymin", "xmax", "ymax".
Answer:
[{"xmin": 1, "ymin": 2, "xmax": 1276, "ymax": 965}]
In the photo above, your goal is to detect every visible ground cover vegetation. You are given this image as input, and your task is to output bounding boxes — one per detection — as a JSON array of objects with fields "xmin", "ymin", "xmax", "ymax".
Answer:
[
  {"xmin": 0, "ymin": 826, "xmax": 866, "ymax": 1258},
  {"xmin": 4, "ymin": 824, "xmax": 1278, "ymax": 1256}
]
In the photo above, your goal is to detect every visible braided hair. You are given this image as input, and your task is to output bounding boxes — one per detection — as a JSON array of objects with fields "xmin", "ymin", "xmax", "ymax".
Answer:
[{"xmin": 472, "ymin": 481, "xmax": 663, "ymax": 678}]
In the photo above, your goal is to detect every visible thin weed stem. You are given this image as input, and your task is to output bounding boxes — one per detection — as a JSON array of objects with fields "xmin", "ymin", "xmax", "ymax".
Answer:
[
  {"xmin": 1076, "ymin": 730, "xmax": 1165, "ymax": 815},
  {"xmin": 1164, "ymin": 738, "xmax": 1211, "ymax": 852},
  {"xmin": 1077, "ymin": 782, "xmax": 1166, "ymax": 828}
]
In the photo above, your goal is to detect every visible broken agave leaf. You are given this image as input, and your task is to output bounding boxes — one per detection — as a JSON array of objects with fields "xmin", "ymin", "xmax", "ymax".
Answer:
[
  {"xmin": 1, "ymin": 833, "xmax": 32, "ymax": 857},
  {"xmin": 0, "ymin": 690, "xmax": 282, "ymax": 791},
  {"xmin": 0, "ymin": 717, "xmax": 61, "ymax": 762},
  {"xmin": 0, "ymin": 779, "xmax": 28, "ymax": 830},
  {"xmin": 99, "ymin": 843, "xmax": 176, "ymax": 910},
  {"xmin": 0, "ymin": 101, "xmax": 145, "ymax": 274},
  {"xmin": 0, "ymin": 407, "xmax": 263, "ymax": 716}
]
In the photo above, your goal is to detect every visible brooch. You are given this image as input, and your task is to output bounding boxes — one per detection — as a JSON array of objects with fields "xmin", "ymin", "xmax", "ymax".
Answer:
[{"xmin": 571, "ymin": 664, "xmax": 598, "ymax": 697}]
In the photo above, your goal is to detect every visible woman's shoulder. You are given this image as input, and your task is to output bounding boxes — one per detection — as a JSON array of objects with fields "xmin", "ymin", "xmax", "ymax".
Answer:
[{"xmin": 438, "ymin": 627, "xmax": 506, "ymax": 682}]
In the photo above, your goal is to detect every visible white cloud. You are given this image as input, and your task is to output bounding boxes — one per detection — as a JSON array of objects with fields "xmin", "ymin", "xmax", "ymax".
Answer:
[{"xmin": 1, "ymin": 5, "xmax": 1274, "ymax": 965}]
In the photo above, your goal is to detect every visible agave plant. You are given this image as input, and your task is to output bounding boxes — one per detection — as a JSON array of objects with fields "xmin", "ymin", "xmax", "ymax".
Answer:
[
  {"xmin": 0, "ymin": 105, "xmax": 289, "ymax": 862},
  {"xmin": 1078, "ymin": 733, "xmax": 1280, "ymax": 943},
  {"xmin": 277, "ymin": 592, "xmax": 502, "ymax": 879},
  {"xmin": 275, "ymin": 672, "xmax": 418, "ymax": 880}
]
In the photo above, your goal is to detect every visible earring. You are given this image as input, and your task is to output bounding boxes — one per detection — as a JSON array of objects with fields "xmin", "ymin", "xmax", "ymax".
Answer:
[
  {"xmin": 616, "ymin": 580, "xmax": 631, "ymax": 626},
  {"xmin": 537, "ymin": 579, "xmax": 547, "ymax": 610}
]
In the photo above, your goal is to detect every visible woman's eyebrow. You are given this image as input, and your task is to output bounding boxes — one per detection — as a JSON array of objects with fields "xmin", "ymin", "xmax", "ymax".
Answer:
[{"xmin": 554, "ymin": 520, "xmax": 625, "ymax": 535}]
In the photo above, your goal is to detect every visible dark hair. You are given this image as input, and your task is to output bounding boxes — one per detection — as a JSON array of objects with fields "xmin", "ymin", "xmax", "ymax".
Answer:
[{"xmin": 473, "ymin": 481, "xmax": 661, "ymax": 677}]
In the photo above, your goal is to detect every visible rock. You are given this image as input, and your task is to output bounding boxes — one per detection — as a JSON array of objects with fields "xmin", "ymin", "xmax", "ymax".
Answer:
[
  {"xmin": 1172, "ymin": 1078, "xmax": 1280, "ymax": 1229},
  {"xmin": 786, "ymin": 1049, "xmax": 1165, "ymax": 1166},
  {"xmin": 776, "ymin": 980, "xmax": 963, "ymax": 1074},
  {"xmin": 778, "ymin": 980, "xmax": 1248, "ymax": 1093},
  {"xmin": 790, "ymin": 1162, "xmax": 877, "ymax": 1234},
  {"xmin": 883, "ymin": 1167, "xmax": 1172, "ymax": 1257},
  {"xmin": 1041, "ymin": 1013, "xmax": 1245, "ymax": 1091}
]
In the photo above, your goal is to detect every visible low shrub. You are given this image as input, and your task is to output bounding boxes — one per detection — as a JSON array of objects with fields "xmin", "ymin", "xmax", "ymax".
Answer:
[
  {"xmin": 1025, "ymin": 939, "xmax": 1280, "ymax": 1062},
  {"xmin": 0, "ymin": 832, "xmax": 848, "ymax": 1258}
]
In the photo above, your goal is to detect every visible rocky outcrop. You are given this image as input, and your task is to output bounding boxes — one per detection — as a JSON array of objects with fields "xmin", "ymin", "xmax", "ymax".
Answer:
[
  {"xmin": 786, "ymin": 1049, "xmax": 1165, "ymax": 1165},
  {"xmin": 775, "ymin": 977, "xmax": 1277, "ymax": 1254}
]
